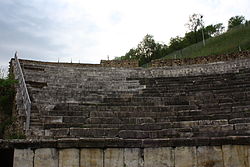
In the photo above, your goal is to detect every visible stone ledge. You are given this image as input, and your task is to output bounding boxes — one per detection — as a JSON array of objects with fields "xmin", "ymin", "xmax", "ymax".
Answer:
[
  {"xmin": 2, "ymin": 136, "xmax": 250, "ymax": 149},
  {"xmin": 151, "ymin": 51, "xmax": 250, "ymax": 67}
]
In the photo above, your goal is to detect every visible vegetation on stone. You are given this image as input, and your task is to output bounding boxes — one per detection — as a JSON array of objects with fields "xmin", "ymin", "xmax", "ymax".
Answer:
[{"xmin": 0, "ymin": 69, "xmax": 25, "ymax": 139}]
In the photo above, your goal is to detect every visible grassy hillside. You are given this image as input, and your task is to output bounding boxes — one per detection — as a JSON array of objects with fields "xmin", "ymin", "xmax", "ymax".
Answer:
[{"xmin": 163, "ymin": 23, "xmax": 250, "ymax": 59}]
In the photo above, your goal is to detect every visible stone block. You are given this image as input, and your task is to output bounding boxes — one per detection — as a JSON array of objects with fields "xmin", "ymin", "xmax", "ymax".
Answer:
[
  {"xmin": 80, "ymin": 148, "xmax": 103, "ymax": 167},
  {"xmin": 104, "ymin": 148, "xmax": 123, "ymax": 167},
  {"xmin": 196, "ymin": 146, "xmax": 224, "ymax": 167},
  {"xmin": 59, "ymin": 148, "xmax": 80, "ymax": 167},
  {"xmin": 124, "ymin": 148, "xmax": 143, "ymax": 167},
  {"xmin": 44, "ymin": 116, "xmax": 63, "ymax": 123},
  {"xmin": 34, "ymin": 148, "xmax": 58, "ymax": 167},
  {"xmin": 45, "ymin": 128, "xmax": 69, "ymax": 137},
  {"xmin": 175, "ymin": 146, "xmax": 197, "ymax": 167},
  {"xmin": 222, "ymin": 145, "xmax": 249, "ymax": 167},
  {"xmin": 13, "ymin": 148, "xmax": 34, "ymax": 167},
  {"xmin": 144, "ymin": 147, "xmax": 174, "ymax": 167}
]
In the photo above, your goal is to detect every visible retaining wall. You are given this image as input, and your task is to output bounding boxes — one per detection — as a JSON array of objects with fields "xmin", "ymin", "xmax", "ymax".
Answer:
[
  {"xmin": 13, "ymin": 145, "xmax": 250, "ymax": 167},
  {"xmin": 151, "ymin": 51, "xmax": 250, "ymax": 67},
  {"xmin": 100, "ymin": 60, "xmax": 139, "ymax": 68}
]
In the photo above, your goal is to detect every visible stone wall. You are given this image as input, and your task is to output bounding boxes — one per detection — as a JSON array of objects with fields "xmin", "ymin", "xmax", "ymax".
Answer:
[
  {"xmin": 13, "ymin": 145, "xmax": 250, "ymax": 167},
  {"xmin": 17, "ymin": 59, "xmax": 139, "ymax": 68},
  {"xmin": 151, "ymin": 51, "xmax": 250, "ymax": 67},
  {"xmin": 18, "ymin": 59, "xmax": 101, "ymax": 67},
  {"xmin": 100, "ymin": 60, "xmax": 139, "ymax": 68}
]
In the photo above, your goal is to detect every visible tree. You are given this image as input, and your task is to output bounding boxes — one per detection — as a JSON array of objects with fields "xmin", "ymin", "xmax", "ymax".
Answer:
[
  {"xmin": 124, "ymin": 48, "xmax": 138, "ymax": 60},
  {"xmin": 186, "ymin": 13, "xmax": 204, "ymax": 43},
  {"xmin": 228, "ymin": 15, "xmax": 245, "ymax": 30},
  {"xmin": 213, "ymin": 23, "xmax": 225, "ymax": 36},
  {"xmin": 136, "ymin": 34, "xmax": 158, "ymax": 65},
  {"xmin": 205, "ymin": 23, "xmax": 224, "ymax": 37},
  {"xmin": 119, "ymin": 34, "xmax": 164, "ymax": 65},
  {"xmin": 169, "ymin": 36, "xmax": 186, "ymax": 51},
  {"xmin": 154, "ymin": 43, "xmax": 169, "ymax": 59}
]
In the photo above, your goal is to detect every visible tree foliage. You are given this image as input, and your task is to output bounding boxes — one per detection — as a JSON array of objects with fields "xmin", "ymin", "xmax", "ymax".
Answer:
[
  {"xmin": 186, "ymin": 13, "xmax": 204, "ymax": 32},
  {"xmin": 228, "ymin": 15, "xmax": 245, "ymax": 30},
  {"xmin": 116, "ymin": 14, "xmax": 245, "ymax": 66},
  {"xmin": 0, "ymin": 75, "xmax": 16, "ymax": 116},
  {"xmin": 121, "ymin": 34, "xmax": 165, "ymax": 65},
  {"xmin": 0, "ymin": 73, "xmax": 17, "ymax": 138}
]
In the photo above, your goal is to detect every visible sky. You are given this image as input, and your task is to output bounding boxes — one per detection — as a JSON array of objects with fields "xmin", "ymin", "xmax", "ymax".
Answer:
[{"xmin": 0, "ymin": 0, "xmax": 250, "ymax": 69}]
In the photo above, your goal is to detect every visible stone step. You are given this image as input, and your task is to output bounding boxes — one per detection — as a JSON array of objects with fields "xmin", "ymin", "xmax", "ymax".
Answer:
[
  {"xmin": 86, "ymin": 117, "xmax": 155, "ymax": 124},
  {"xmin": 103, "ymin": 97, "xmax": 190, "ymax": 106},
  {"xmin": 29, "ymin": 122, "xmax": 43, "ymax": 129},
  {"xmin": 42, "ymin": 116, "xmax": 87, "ymax": 124},
  {"xmin": 43, "ymin": 118, "xmax": 230, "ymax": 131},
  {"xmin": 47, "ymin": 111, "xmax": 89, "ymax": 117},
  {"xmin": 89, "ymin": 110, "xmax": 202, "ymax": 118},
  {"xmin": 44, "ymin": 128, "xmax": 119, "ymax": 138},
  {"xmin": 229, "ymin": 118, "xmax": 250, "ymax": 124},
  {"xmin": 51, "ymin": 104, "xmax": 198, "ymax": 112},
  {"xmin": 44, "ymin": 123, "xmax": 239, "ymax": 139},
  {"xmin": 118, "ymin": 124, "xmax": 236, "ymax": 139}
]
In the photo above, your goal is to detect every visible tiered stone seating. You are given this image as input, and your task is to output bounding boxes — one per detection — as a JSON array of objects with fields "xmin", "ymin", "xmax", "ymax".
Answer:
[{"xmin": 16, "ymin": 58, "xmax": 250, "ymax": 140}]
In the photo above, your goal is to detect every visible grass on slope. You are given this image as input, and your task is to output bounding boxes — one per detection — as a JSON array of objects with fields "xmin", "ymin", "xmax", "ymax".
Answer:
[{"xmin": 163, "ymin": 23, "xmax": 250, "ymax": 59}]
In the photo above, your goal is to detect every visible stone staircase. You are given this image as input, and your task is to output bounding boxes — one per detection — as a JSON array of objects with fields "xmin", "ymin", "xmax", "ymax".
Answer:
[{"xmin": 12, "ymin": 58, "xmax": 250, "ymax": 140}]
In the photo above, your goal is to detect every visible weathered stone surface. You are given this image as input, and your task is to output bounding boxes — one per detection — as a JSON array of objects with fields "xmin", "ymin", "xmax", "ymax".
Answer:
[
  {"xmin": 175, "ymin": 147, "xmax": 197, "ymax": 167},
  {"xmin": 34, "ymin": 148, "xmax": 58, "ymax": 167},
  {"xmin": 59, "ymin": 148, "xmax": 79, "ymax": 167},
  {"xmin": 13, "ymin": 148, "xmax": 34, "ymax": 167},
  {"xmin": 104, "ymin": 148, "xmax": 123, "ymax": 167},
  {"xmin": 101, "ymin": 60, "xmax": 139, "ymax": 68},
  {"xmin": 12, "ymin": 53, "xmax": 250, "ymax": 143},
  {"xmin": 124, "ymin": 148, "xmax": 143, "ymax": 167},
  {"xmin": 197, "ymin": 146, "xmax": 224, "ymax": 167},
  {"xmin": 144, "ymin": 147, "xmax": 174, "ymax": 167},
  {"xmin": 80, "ymin": 148, "xmax": 103, "ymax": 167},
  {"xmin": 222, "ymin": 145, "xmax": 249, "ymax": 167},
  {"xmin": 151, "ymin": 51, "xmax": 250, "ymax": 67}
]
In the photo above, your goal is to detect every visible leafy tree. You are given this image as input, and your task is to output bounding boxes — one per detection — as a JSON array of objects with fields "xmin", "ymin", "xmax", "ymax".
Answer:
[
  {"xmin": 154, "ymin": 43, "xmax": 169, "ymax": 59},
  {"xmin": 228, "ymin": 15, "xmax": 245, "ymax": 30},
  {"xmin": 213, "ymin": 23, "xmax": 225, "ymax": 36},
  {"xmin": 169, "ymin": 36, "xmax": 186, "ymax": 51},
  {"xmin": 124, "ymin": 48, "xmax": 138, "ymax": 60},
  {"xmin": 245, "ymin": 20, "xmax": 250, "ymax": 26},
  {"xmin": 118, "ymin": 34, "xmax": 169, "ymax": 66},
  {"xmin": 186, "ymin": 13, "xmax": 204, "ymax": 43},
  {"xmin": 135, "ymin": 34, "xmax": 157, "ymax": 65},
  {"xmin": 0, "ymin": 72, "xmax": 17, "ymax": 138},
  {"xmin": 202, "ymin": 24, "xmax": 224, "ymax": 38}
]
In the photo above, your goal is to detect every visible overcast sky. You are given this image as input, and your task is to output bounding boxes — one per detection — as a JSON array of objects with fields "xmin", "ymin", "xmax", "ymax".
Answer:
[{"xmin": 0, "ymin": 0, "xmax": 249, "ymax": 68}]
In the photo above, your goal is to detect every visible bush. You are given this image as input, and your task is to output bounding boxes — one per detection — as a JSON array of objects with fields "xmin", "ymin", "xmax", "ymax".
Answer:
[
  {"xmin": 0, "ymin": 76, "xmax": 16, "ymax": 116},
  {"xmin": 0, "ymin": 72, "xmax": 17, "ymax": 138}
]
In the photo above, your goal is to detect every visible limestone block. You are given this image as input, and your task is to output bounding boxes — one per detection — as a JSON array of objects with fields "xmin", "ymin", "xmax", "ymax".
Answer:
[
  {"xmin": 13, "ymin": 149, "xmax": 34, "ymax": 167},
  {"xmin": 124, "ymin": 148, "xmax": 143, "ymax": 167},
  {"xmin": 144, "ymin": 147, "xmax": 174, "ymax": 167},
  {"xmin": 59, "ymin": 148, "xmax": 79, "ymax": 167},
  {"xmin": 104, "ymin": 148, "xmax": 123, "ymax": 167},
  {"xmin": 222, "ymin": 145, "xmax": 249, "ymax": 167},
  {"xmin": 34, "ymin": 148, "xmax": 58, "ymax": 167},
  {"xmin": 80, "ymin": 148, "xmax": 103, "ymax": 167},
  {"xmin": 175, "ymin": 147, "xmax": 197, "ymax": 167},
  {"xmin": 197, "ymin": 146, "xmax": 224, "ymax": 167}
]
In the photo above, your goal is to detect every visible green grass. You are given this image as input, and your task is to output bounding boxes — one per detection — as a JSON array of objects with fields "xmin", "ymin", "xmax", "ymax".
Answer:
[{"xmin": 163, "ymin": 23, "xmax": 250, "ymax": 59}]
